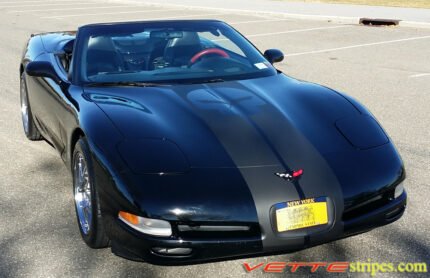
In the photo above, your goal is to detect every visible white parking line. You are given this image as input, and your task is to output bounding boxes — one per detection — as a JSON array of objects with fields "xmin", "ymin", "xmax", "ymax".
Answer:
[
  {"xmin": 0, "ymin": 2, "xmax": 99, "ymax": 8},
  {"xmin": 409, "ymin": 73, "xmax": 430, "ymax": 78},
  {"xmin": 285, "ymin": 35, "xmax": 430, "ymax": 57},
  {"xmin": 43, "ymin": 9, "xmax": 184, "ymax": 19},
  {"xmin": 121, "ymin": 13, "xmax": 228, "ymax": 22},
  {"xmin": 115, "ymin": 1, "xmax": 358, "ymax": 23},
  {"xmin": 212, "ymin": 25, "xmax": 350, "ymax": 43},
  {"xmin": 0, "ymin": 0, "xmax": 73, "ymax": 3},
  {"xmin": 230, "ymin": 18, "xmax": 290, "ymax": 25},
  {"xmin": 8, "ymin": 5, "xmax": 135, "ymax": 13},
  {"xmin": 246, "ymin": 25, "xmax": 349, "ymax": 38}
]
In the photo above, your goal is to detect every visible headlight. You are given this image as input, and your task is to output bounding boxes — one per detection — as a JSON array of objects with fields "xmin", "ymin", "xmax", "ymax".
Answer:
[
  {"xmin": 335, "ymin": 115, "xmax": 388, "ymax": 150},
  {"xmin": 394, "ymin": 182, "xmax": 404, "ymax": 198},
  {"xmin": 119, "ymin": 211, "xmax": 172, "ymax": 237},
  {"xmin": 117, "ymin": 138, "xmax": 189, "ymax": 174}
]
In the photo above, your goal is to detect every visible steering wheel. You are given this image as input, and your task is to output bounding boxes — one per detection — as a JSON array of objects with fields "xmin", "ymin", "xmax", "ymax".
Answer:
[{"xmin": 189, "ymin": 48, "xmax": 229, "ymax": 65}]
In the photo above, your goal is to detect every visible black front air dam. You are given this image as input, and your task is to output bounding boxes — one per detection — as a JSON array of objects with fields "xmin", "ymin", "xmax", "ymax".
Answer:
[{"xmin": 109, "ymin": 191, "xmax": 406, "ymax": 265}]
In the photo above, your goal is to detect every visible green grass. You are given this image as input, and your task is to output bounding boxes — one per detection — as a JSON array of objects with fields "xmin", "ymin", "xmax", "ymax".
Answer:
[{"xmin": 279, "ymin": 0, "xmax": 430, "ymax": 9}]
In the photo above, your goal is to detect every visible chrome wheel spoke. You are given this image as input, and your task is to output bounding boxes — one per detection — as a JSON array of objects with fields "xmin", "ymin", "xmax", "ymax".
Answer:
[
  {"xmin": 20, "ymin": 80, "xmax": 29, "ymax": 134},
  {"xmin": 73, "ymin": 153, "xmax": 92, "ymax": 235}
]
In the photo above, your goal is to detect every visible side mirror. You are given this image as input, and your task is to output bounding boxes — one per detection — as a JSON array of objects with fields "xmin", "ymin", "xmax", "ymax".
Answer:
[
  {"xmin": 264, "ymin": 49, "xmax": 284, "ymax": 64},
  {"xmin": 25, "ymin": 61, "xmax": 62, "ymax": 85}
]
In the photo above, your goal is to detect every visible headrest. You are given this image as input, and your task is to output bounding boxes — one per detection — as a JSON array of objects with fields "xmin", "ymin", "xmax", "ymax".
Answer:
[
  {"xmin": 88, "ymin": 36, "xmax": 115, "ymax": 51},
  {"xmin": 167, "ymin": 32, "xmax": 200, "ymax": 47}
]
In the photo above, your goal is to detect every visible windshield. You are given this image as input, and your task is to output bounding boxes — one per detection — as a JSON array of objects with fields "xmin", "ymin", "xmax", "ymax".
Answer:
[{"xmin": 74, "ymin": 21, "xmax": 277, "ymax": 85}]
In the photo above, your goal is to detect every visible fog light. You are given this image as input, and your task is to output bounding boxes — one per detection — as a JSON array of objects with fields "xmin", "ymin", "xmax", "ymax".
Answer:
[
  {"xmin": 394, "ymin": 183, "xmax": 404, "ymax": 198},
  {"xmin": 119, "ymin": 211, "xmax": 172, "ymax": 237},
  {"xmin": 152, "ymin": 247, "xmax": 192, "ymax": 256}
]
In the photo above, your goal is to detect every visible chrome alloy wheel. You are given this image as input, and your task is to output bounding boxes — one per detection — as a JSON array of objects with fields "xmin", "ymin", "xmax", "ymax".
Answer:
[
  {"xmin": 73, "ymin": 153, "xmax": 93, "ymax": 235},
  {"xmin": 20, "ymin": 78, "xmax": 29, "ymax": 135}
]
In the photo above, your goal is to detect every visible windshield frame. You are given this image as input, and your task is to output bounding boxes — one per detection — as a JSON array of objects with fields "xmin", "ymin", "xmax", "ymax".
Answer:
[{"xmin": 72, "ymin": 20, "xmax": 277, "ymax": 86}]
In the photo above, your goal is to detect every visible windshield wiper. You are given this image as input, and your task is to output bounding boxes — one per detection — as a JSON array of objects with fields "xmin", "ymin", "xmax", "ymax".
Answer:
[{"xmin": 85, "ymin": 81, "xmax": 168, "ymax": 87}]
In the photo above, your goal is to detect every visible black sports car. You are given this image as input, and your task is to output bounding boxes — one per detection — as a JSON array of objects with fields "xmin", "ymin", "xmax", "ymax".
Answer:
[{"xmin": 20, "ymin": 20, "xmax": 406, "ymax": 264}]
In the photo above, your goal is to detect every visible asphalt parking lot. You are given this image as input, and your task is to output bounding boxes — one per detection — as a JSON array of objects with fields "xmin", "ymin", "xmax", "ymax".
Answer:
[{"xmin": 0, "ymin": 0, "xmax": 429, "ymax": 277}]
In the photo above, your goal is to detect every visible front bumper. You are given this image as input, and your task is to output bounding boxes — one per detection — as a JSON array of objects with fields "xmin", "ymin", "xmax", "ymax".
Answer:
[{"xmin": 109, "ymin": 191, "xmax": 407, "ymax": 265}]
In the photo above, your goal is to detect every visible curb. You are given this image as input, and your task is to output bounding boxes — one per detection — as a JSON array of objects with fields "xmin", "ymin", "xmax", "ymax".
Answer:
[{"xmin": 104, "ymin": 0, "xmax": 430, "ymax": 28}]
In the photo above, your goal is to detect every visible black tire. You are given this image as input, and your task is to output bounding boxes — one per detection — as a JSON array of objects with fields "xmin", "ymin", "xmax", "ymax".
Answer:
[
  {"xmin": 72, "ymin": 137, "xmax": 109, "ymax": 248},
  {"xmin": 20, "ymin": 73, "xmax": 42, "ymax": 140}
]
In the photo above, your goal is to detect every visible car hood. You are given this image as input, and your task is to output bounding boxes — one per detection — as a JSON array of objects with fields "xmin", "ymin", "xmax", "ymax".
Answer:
[
  {"xmin": 85, "ymin": 74, "xmax": 404, "ymax": 230},
  {"xmin": 85, "ymin": 74, "xmax": 359, "ymax": 168}
]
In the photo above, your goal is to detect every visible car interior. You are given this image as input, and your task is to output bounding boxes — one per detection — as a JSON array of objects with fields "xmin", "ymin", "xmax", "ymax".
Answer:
[
  {"xmin": 56, "ymin": 27, "xmax": 273, "ymax": 84},
  {"xmin": 82, "ymin": 30, "xmax": 255, "ymax": 79},
  {"xmin": 58, "ymin": 39, "xmax": 74, "ymax": 73},
  {"xmin": 84, "ymin": 31, "xmax": 228, "ymax": 76}
]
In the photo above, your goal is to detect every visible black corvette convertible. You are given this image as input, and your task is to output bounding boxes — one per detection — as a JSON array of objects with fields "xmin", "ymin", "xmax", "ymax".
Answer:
[{"xmin": 20, "ymin": 20, "xmax": 406, "ymax": 264}]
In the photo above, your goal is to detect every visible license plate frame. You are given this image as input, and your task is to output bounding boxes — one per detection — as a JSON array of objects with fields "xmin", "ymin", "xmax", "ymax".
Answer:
[{"xmin": 275, "ymin": 197, "xmax": 328, "ymax": 232}]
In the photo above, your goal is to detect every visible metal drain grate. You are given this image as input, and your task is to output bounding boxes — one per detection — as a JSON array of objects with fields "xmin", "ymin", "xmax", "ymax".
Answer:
[{"xmin": 359, "ymin": 18, "xmax": 400, "ymax": 26}]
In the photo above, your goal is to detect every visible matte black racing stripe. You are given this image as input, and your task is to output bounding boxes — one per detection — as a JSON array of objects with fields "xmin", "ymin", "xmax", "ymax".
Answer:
[
  {"xmin": 229, "ymin": 80, "xmax": 346, "ymax": 249},
  {"xmin": 171, "ymin": 85, "xmax": 304, "ymax": 250},
  {"xmin": 206, "ymin": 82, "xmax": 345, "ymax": 250}
]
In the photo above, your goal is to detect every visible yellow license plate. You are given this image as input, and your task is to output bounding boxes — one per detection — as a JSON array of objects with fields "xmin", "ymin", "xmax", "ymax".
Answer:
[{"xmin": 275, "ymin": 197, "xmax": 328, "ymax": 232}]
